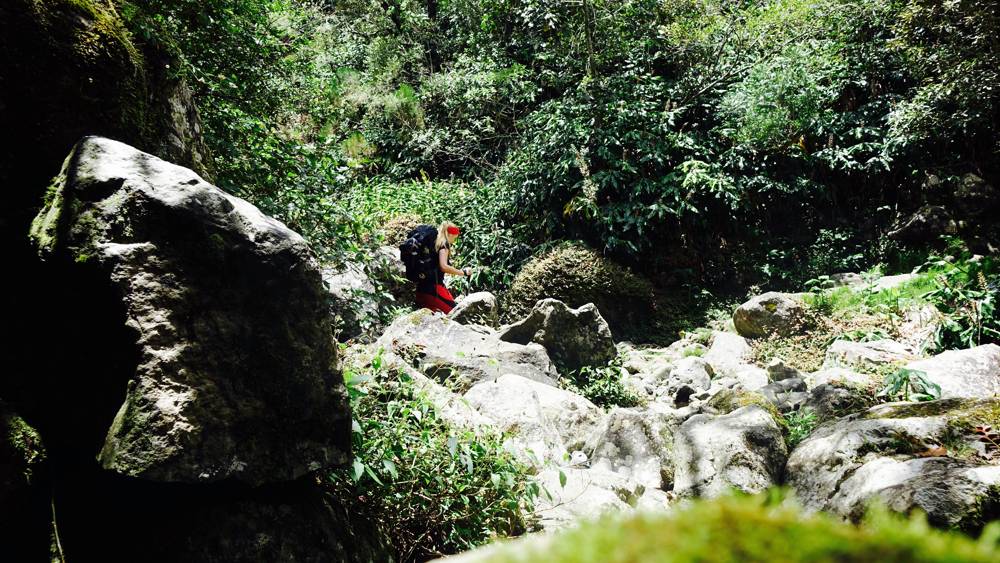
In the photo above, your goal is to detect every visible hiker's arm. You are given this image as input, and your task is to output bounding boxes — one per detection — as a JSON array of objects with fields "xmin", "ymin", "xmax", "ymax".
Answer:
[{"xmin": 439, "ymin": 248, "xmax": 468, "ymax": 276}]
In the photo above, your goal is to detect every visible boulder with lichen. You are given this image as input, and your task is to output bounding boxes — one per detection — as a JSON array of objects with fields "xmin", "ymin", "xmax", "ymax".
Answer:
[
  {"xmin": 504, "ymin": 243, "xmax": 655, "ymax": 337},
  {"xmin": 787, "ymin": 398, "xmax": 1000, "ymax": 532}
]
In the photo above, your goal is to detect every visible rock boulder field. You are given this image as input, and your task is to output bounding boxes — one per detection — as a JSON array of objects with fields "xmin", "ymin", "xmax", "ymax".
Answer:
[{"xmin": 5, "ymin": 131, "xmax": 999, "ymax": 561}]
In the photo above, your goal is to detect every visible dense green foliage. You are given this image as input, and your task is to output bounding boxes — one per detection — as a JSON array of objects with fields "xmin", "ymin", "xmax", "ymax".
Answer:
[
  {"xmin": 120, "ymin": 0, "xmax": 998, "ymax": 292},
  {"xmin": 466, "ymin": 492, "xmax": 1000, "ymax": 563},
  {"xmin": 922, "ymin": 254, "xmax": 1000, "ymax": 351},
  {"xmin": 327, "ymin": 352, "xmax": 537, "ymax": 562}
]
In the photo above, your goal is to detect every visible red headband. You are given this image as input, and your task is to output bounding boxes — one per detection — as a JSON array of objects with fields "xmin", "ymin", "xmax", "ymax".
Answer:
[{"xmin": 446, "ymin": 226, "xmax": 460, "ymax": 235}]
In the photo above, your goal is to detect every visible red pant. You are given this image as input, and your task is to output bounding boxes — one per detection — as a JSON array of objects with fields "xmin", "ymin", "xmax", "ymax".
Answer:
[{"xmin": 415, "ymin": 284, "xmax": 456, "ymax": 314}]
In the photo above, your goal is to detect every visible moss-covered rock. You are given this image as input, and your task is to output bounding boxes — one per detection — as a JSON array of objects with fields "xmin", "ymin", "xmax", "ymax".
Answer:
[
  {"xmin": 435, "ymin": 493, "xmax": 1000, "ymax": 563},
  {"xmin": 29, "ymin": 137, "xmax": 349, "ymax": 485},
  {"xmin": 0, "ymin": 0, "xmax": 211, "ymax": 260},
  {"xmin": 378, "ymin": 213, "xmax": 424, "ymax": 246},
  {"xmin": 706, "ymin": 388, "xmax": 785, "ymax": 424},
  {"xmin": 788, "ymin": 398, "xmax": 1000, "ymax": 532},
  {"xmin": 504, "ymin": 243, "xmax": 655, "ymax": 337}
]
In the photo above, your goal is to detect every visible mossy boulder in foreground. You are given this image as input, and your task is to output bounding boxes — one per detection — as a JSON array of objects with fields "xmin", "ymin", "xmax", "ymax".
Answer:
[
  {"xmin": 505, "ymin": 244, "xmax": 656, "ymax": 337},
  {"xmin": 29, "ymin": 137, "xmax": 349, "ymax": 484},
  {"xmin": 438, "ymin": 494, "xmax": 1000, "ymax": 563},
  {"xmin": 788, "ymin": 398, "xmax": 1000, "ymax": 532}
]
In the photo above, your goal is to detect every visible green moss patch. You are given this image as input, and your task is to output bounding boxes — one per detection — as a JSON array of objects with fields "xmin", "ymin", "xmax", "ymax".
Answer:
[
  {"xmin": 863, "ymin": 399, "xmax": 1000, "ymax": 429},
  {"xmin": 467, "ymin": 493, "xmax": 1000, "ymax": 563},
  {"xmin": 707, "ymin": 389, "xmax": 785, "ymax": 427},
  {"xmin": 1, "ymin": 407, "xmax": 47, "ymax": 485}
]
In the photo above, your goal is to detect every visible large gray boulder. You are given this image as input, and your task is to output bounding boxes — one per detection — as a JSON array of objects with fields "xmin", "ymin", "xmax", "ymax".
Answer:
[
  {"xmin": 448, "ymin": 291, "xmax": 499, "ymax": 328},
  {"xmin": 586, "ymin": 408, "xmax": 677, "ymax": 490},
  {"xmin": 376, "ymin": 310, "xmax": 557, "ymax": 390},
  {"xmin": 500, "ymin": 298, "xmax": 616, "ymax": 373},
  {"xmin": 673, "ymin": 406, "xmax": 787, "ymax": 498},
  {"xmin": 905, "ymin": 344, "xmax": 1000, "ymax": 399},
  {"xmin": 703, "ymin": 331, "xmax": 751, "ymax": 374},
  {"xmin": 733, "ymin": 292, "xmax": 806, "ymax": 338},
  {"xmin": 29, "ymin": 137, "xmax": 349, "ymax": 485},
  {"xmin": 787, "ymin": 399, "xmax": 1000, "ymax": 530},
  {"xmin": 464, "ymin": 374, "xmax": 604, "ymax": 466}
]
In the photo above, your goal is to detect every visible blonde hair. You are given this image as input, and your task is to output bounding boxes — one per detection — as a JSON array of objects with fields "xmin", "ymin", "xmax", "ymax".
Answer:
[{"xmin": 436, "ymin": 221, "xmax": 457, "ymax": 251}]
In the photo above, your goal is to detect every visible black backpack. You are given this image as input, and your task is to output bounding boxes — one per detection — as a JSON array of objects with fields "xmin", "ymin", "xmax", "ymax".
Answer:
[{"xmin": 399, "ymin": 225, "xmax": 439, "ymax": 285}]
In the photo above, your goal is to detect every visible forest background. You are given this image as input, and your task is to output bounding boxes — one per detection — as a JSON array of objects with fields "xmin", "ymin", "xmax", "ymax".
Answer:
[{"xmin": 122, "ymin": 0, "xmax": 998, "ymax": 318}]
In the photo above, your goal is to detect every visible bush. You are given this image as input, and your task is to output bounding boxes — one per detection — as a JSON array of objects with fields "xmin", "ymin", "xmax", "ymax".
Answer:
[
  {"xmin": 920, "ymin": 253, "xmax": 1000, "ymax": 352},
  {"xmin": 503, "ymin": 243, "xmax": 655, "ymax": 337},
  {"xmin": 785, "ymin": 408, "xmax": 819, "ymax": 449},
  {"xmin": 464, "ymin": 491, "xmax": 1000, "ymax": 563},
  {"xmin": 326, "ymin": 352, "xmax": 537, "ymax": 562},
  {"xmin": 877, "ymin": 367, "xmax": 941, "ymax": 402},
  {"xmin": 560, "ymin": 358, "xmax": 643, "ymax": 410}
]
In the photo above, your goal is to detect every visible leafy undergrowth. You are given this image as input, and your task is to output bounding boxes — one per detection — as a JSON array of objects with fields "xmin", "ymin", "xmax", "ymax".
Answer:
[
  {"xmin": 326, "ymin": 353, "xmax": 538, "ymax": 562},
  {"xmin": 785, "ymin": 408, "xmax": 820, "ymax": 449},
  {"xmin": 560, "ymin": 357, "xmax": 644, "ymax": 409},
  {"xmin": 467, "ymin": 492, "xmax": 1000, "ymax": 563}
]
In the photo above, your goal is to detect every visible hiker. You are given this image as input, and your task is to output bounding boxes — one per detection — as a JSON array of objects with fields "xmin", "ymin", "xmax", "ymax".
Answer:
[{"xmin": 400, "ymin": 221, "xmax": 471, "ymax": 314}]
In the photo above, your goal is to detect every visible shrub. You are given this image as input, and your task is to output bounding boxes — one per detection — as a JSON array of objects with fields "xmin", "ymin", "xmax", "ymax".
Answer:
[
  {"xmin": 326, "ymin": 353, "xmax": 538, "ymax": 562},
  {"xmin": 921, "ymin": 254, "xmax": 1000, "ymax": 352},
  {"xmin": 464, "ymin": 491, "xmax": 1000, "ymax": 563},
  {"xmin": 560, "ymin": 359, "xmax": 643, "ymax": 410},
  {"xmin": 877, "ymin": 367, "xmax": 941, "ymax": 403},
  {"xmin": 785, "ymin": 408, "xmax": 819, "ymax": 449}
]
